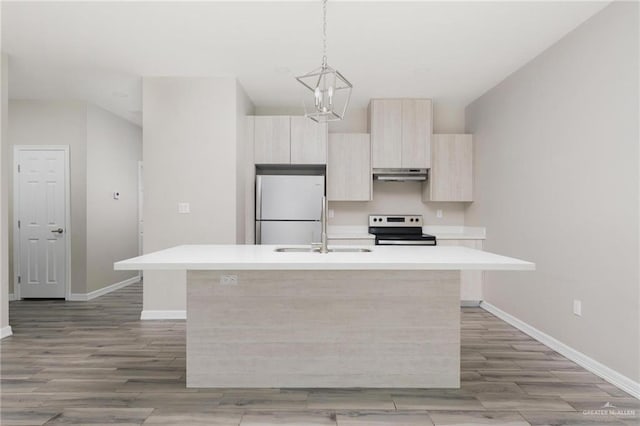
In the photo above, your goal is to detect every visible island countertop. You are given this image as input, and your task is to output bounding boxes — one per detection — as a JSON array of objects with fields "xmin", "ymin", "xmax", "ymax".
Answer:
[{"xmin": 114, "ymin": 244, "xmax": 534, "ymax": 271}]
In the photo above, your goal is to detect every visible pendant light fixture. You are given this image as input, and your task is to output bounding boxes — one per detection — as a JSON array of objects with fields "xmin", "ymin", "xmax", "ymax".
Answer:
[{"xmin": 296, "ymin": 0, "xmax": 352, "ymax": 123}]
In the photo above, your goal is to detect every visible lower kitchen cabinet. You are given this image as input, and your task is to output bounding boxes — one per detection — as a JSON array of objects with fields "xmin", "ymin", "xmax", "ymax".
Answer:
[
  {"xmin": 327, "ymin": 133, "xmax": 372, "ymax": 201},
  {"xmin": 423, "ymin": 134, "xmax": 473, "ymax": 202},
  {"xmin": 438, "ymin": 239, "xmax": 483, "ymax": 302}
]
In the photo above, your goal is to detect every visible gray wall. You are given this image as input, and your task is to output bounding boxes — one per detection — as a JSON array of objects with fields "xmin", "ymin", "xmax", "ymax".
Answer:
[
  {"xmin": 1, "ymin": 54, "xmax": 9, "ymax": 334},
  {"xmin": 235, "ymin": 81, "xmax": 256, "ymax": 244},
  {"xmin": 465, "ymin": 2, "xmax": 639, "ymax": 381},
  {"xmin": 8, "ymin": 100, "xmax": 88, "ymax": 295},
  {"xmin": 142, "ymin": 77, "xmax": 254, "ymax": 314},
  {"xmin": 86, "ymin": 105, "xmax": 142, "ymax": 293},
  {"xmin": 7, "ymin": 100, "xmax": 141, "ymax": 297}
]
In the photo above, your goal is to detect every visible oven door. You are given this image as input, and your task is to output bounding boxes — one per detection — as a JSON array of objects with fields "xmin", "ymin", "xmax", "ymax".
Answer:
[{"xmin": 375, "ymin": 237, "xmax": 437, "ymax": 246}]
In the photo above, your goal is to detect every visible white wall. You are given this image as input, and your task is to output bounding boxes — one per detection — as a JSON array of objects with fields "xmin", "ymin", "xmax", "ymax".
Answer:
[
  {"xmin": 466, "ymin": 2, "xmax": 639, "ymax": 382},
  {"xmin": 254, "ymin": 101, "xmax": 465, "ymax": 134},
  {"xmin": 330, "ymin": 181, "xmax": 466, "ymax": 226},
  {"xmin": 235, "ymin": 82, "xmax": 256, "ymax": 244},
  {"xmin": 8, "ymin": 100, "xmax": 88, "ymax": 295},
  {"xmin": 1, "ymin": 54, "xmax": 10, "ymax": 337},
  {"xmin": 7, "ymin": 100, "xmax": 140, "ymax": 298},
  {"xmin": 142, "ymin": 77, "xmax": 251, "ymax": 315},
  {"xmin": 86, "ymin": 104, "xmax": 142, "ymax": 293}
]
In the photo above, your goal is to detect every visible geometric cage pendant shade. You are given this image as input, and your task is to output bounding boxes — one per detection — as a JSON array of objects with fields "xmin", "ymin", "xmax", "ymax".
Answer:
[{"xmin": 296, "ymin": 58, "xmax": 353, "ymax": 123}]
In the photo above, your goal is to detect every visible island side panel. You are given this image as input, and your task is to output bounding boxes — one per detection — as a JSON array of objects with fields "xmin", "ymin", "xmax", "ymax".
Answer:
[{"xmin": 187, "ymin": 270, "xmax": 460, "ymax": 388}]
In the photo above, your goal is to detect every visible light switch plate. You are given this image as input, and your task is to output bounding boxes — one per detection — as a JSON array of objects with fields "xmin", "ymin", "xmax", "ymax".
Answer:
[
  {"xmin": 178, "ymin": 202, "xmax": 190, "ymax": 214},
  {"xmin": 573, "ymin": 300, "xmax": 582, "ymax": 316}
]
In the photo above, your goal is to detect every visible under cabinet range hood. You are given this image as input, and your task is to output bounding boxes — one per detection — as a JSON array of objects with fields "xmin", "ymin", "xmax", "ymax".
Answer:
[{"xmin": 373, "ymin": 168, "xmax": 428, "ymax": 182}]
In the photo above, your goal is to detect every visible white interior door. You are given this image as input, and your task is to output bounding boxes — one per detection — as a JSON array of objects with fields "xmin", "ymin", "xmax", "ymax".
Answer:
[{"xmin": 16, "ymin": 148, "xmax": 68, "ymax": 298}]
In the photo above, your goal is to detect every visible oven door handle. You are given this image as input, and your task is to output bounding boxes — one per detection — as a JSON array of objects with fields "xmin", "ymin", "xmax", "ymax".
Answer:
[{"xmin": 376, "ymin": 239, "xmax": 437, "ymax": 245}]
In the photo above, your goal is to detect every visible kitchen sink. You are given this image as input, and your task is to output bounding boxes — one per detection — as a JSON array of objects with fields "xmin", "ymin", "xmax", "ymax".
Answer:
[
  {"xmin": 274, "ymin": 247, "xmax": 372, "ymax": 253},
  {"xmin": 274, "ymin": 247, "xmax": 316, "ymax": 253}
]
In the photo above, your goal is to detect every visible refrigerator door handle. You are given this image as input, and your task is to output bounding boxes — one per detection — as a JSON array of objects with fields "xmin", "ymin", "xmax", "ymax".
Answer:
[{"xmin": 256, "ymin": 175, "xmax": 262, "ymax": 244}]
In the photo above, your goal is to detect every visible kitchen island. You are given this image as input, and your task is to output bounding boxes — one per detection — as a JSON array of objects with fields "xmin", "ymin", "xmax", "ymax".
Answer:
[{"xmin": 115, "ymin": 244, "xmax": 534, "ymax": 388}]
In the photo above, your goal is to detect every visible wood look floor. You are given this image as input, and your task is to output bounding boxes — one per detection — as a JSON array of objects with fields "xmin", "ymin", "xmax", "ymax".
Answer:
[{"xmin": 2, "ymin": 282, "xmax": 638, "ymax": 426}]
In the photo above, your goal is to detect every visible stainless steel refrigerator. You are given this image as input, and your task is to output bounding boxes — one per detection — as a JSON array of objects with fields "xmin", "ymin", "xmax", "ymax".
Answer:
[{"xmin": 256, "ymin": 174, "xmax": 325, "ymax": 244}]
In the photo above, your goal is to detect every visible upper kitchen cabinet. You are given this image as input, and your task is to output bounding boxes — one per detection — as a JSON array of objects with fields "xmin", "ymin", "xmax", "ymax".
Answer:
[
  {"xmin": 254, "ymin": 116, "xmax": 291, "ymax": 164},
  {"xmin": 370, "ymin": 99, "xmax": 402, "ymax": 168},
  {"xmin": 369, "ymin": 99, "xmax": 432, "ymax": 169},
  {"xmin": 327, "ymin": 133, "xmax": 371, "ymax": 201},
  {"xmin": 290, "ymin": 116, "xmax": 327, "ymax": 164},
  {"xmin": 423, "ymin": 134, "xmax": 473, "ymax": 202},
  {"xmin": 401, "ymin": 99, "xmax": 432, "ymax": 168},
  {"xmin": 253, "ymin": 116, "xmax": 327, "ymax": 165}
]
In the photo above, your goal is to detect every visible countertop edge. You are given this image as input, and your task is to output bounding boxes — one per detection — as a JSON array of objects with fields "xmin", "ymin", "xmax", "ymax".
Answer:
[{"xmin": 115, "ymin": 262, "xmax": 535, "ymax": 271}]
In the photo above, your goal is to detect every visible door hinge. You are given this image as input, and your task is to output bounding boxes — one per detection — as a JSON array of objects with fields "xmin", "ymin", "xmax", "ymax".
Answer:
[
  {"xmin": 17, "ymin": 220, "xmax": 20, "ymax": 229},
  {"xmin": 17, "ymin": 164, "xmax": 20, "ymax": 173},
  {"xmin": 17, "ymin": 276, "xmax": 21, "ymax": 284}
]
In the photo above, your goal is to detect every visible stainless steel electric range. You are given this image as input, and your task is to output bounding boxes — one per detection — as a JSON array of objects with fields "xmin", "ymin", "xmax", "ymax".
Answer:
[{"xmin": 368, "ymin": 214, "xmax": 437, "ymax": 246}]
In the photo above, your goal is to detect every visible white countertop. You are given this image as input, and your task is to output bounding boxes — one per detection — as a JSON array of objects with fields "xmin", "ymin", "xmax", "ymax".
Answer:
[
  {"xmin": 327, "ymin": 225, "xmax": 486, "ymax": 241},
  {"xmin": 423, "ymin": 226, "xmax": 486, "ymax": 240},
  {"xmin": 114, "ymin": 244, "xmax": 533, "ymax": 271}
]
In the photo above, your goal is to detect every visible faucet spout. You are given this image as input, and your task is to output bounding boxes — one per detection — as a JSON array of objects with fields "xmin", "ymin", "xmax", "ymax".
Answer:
[{"xmin": 320, "ymin": 195, "xmax": 329, "ymax": 253}]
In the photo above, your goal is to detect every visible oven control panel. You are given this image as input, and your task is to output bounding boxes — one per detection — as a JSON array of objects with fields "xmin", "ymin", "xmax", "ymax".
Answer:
[{"xmin": 368, "ymin": 215, "xmax": 423, "ymax": 227}]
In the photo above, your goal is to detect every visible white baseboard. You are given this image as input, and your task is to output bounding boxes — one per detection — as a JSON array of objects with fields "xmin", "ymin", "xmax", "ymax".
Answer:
[
  {"xmin": 461, "ymin": 300, "xmax": 481, "ymax": 307},
  {"xmin": 8, "ymin": 293, "xmax": 16, "ymax": 301},
  {"xmin": 0, "ymin": 326, "xmax": 13, "ymax": 339},
  {"xmin": 69, "ymin": 275, "xmax": 140, "ymax": 301},
  {"xmin": 480, "ymin": 301, "xmax": 640, "ymax": 400},
  {"xmin": 140, "ymin": 310, "xmax": 186, "ymax": 320}
]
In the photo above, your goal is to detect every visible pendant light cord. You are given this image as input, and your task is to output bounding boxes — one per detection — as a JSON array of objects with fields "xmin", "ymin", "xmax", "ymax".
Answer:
[{"xmin": 322, "ymin": 0, "xmax": 327, "ymax": 67}]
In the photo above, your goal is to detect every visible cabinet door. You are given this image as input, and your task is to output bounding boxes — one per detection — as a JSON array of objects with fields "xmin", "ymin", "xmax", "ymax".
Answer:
[
  {"xmin": 327, "ymin": 133, "xmax": 371, "ymax": 201},
  {"xmin": 254, "ymin": 116, "xmax": 290, "ymax": 164},
  {"xmin": 290, "ymin": 116, "xmax": 327, "ymax": 164},
  {"xmin": 370, "ymin": 100, "xmax": 402, "ymax": 168},
  {"xmin": 424, "ymin": 134, "xmax": 473, "ymax": 202},
  {"xmin": 437, "ymin": 239, "xmax": 483, "ymax": 302},
  {"xmin": 401, "ymin": 99, "xmax": 432, "ymax": 168}
]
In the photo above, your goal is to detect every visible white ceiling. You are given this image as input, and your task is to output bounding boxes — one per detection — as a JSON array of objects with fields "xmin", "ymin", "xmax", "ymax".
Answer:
[{"xmin": 2, "ymin": 1, "xmax": 610, "ymax": 126}]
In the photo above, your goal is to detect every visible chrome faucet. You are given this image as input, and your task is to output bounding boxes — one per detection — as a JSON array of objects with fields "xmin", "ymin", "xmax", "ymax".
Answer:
[{"xmin": 319, "ymin": 195, "xmax": 329, "ymax": 253}]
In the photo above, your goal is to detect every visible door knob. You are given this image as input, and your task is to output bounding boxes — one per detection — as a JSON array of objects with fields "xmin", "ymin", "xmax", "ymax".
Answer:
[{"xmin": 51, "ymin": 228, "xmax": 64, "ymax": 234}]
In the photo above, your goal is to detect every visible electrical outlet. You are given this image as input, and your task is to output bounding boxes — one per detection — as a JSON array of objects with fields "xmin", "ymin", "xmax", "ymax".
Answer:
[
  {"xmin": 220, "ymin": 275, "xmax": 238, "ymax": 286},
  {"xmin": 178, "ymin": 202, "xmax": 190, "ymax": 214},
  {"xmin": 436, "ymin": 209, "xmax": 443, "ymax": 219},
  {"xmin": 573, "ymin": 300, "xmax": 582, "ymax": 316}
]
